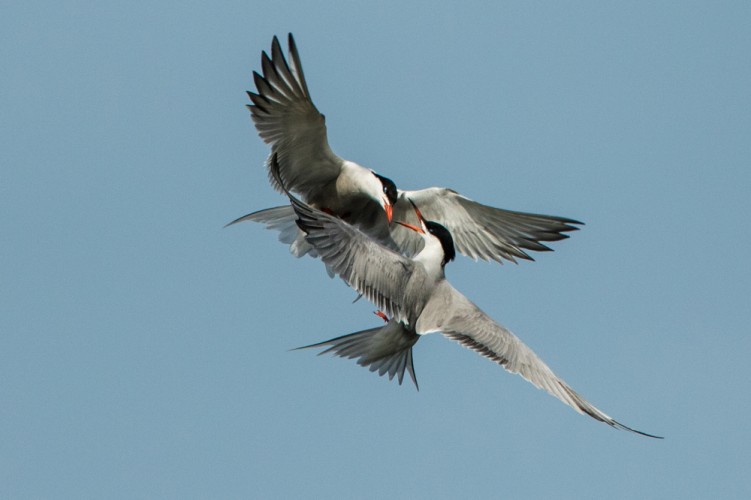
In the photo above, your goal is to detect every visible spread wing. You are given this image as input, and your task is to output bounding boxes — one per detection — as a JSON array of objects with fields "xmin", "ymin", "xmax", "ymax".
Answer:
[
  {"xmin": 295, "ymin": 318, "xmax": 420, "ymax": 389},
  {"xmin": 225, "ymin": 205, "xmax": 318, "ymax": 258},
  {"xmin": 248, "ymin": 34, "xmax": 343, "ymax": 199},
  {"xmin": 392, "ymin": 188, "xmax": 582, "ymax": 263},
  {"xmin": 288, "ymin": 192, "xmax": 417, "ymax": 323},
  {"xmin": 424, "ymin": 285, "xmax": 661, "ymax": 437}
]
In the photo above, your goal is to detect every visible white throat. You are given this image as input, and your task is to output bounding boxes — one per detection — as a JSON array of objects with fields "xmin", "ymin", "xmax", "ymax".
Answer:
[{"xmin": 413, "ymin": 234, "xmax": 446, "ymax": 279}]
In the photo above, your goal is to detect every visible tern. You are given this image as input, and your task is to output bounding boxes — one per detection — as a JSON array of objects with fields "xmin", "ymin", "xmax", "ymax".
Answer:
[
  {"xmin": 276, "ymin": 163, "xmax": 660, "ymax": 438},
  {"xmin": 231, "ymin": 33, "xmax": 582, "ymax": 265}
]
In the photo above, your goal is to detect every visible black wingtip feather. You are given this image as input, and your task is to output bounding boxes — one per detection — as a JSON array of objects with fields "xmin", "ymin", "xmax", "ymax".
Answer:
[
  {"xmin": 246, "ymin": 92, "xmax": 270, "ymax": 113},
  {"xmin": 285, "ymin": 33, "xmax": 311, "ymax": 97}
]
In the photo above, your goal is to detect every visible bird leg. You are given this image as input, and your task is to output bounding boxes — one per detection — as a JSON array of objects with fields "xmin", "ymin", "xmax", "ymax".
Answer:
[{"xmin": 373, "ymin": 310, "xmax": 389, "ymax": 323}]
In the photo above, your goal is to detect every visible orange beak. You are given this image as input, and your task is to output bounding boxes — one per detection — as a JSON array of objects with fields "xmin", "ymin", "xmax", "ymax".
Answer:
[
  {"xmin": 395, "ymin": 198, "xmax": 425, "ymax": 233},
  {"xmin": 395, "ymin": 220, "xmax": 425, "ymax": 234},
  {"xmin": 407, "ymin": 198, "xmax": 424, "ymax": 224},
  {"xmin": 384, "ymin": 202, "xmax": 393, "ymax": 223}
]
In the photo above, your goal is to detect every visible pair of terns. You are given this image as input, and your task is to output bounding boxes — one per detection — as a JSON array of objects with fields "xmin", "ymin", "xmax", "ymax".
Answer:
[{"xmin": 232, "ymin": 34, "xmax": 660, "ymax": 438}]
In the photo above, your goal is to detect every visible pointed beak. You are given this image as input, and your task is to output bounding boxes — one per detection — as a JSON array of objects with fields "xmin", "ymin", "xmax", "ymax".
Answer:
[
  {"xmin": 407, "ymin": 198, "xmax": 424, "ymax": 224},
  {"xmin": 405, "ymin": 198, "xmax": 427, "ymax": 232},
  {"xmin": 384, "ymin": 201, "xmax": 393, "ymax": 223},
  {"xmin": 395, "ymin": 220, "xmax": 425, "ymax": 234}
]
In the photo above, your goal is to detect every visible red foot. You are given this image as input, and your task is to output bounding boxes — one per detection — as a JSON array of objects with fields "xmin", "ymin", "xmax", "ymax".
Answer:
[
  {"xmin": 321, "ymin": 207, "xmax": 335, "ymax": 215},
  {"xmin": 373, "ymin": 310, "xmax": 389, "ymax": 323}
]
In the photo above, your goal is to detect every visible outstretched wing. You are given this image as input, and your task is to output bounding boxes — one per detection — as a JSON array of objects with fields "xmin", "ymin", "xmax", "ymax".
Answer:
[
  {"xmin": 424, "ymin": 285, "xmax": 660, "ymax": 438},
  {"xmin": 226, "ymin": 205, "xmax": 317, "ymax": 258},
  {"xmin": 248, "ymin": 34, "xmax": 343, "ymax": 199},
  {"xmin": 295, "ymin": 318, "xmax": 420, "ymax": 389},
  {"xmin": 392, "ymin": 188, "xmax": 582, "ymax": 263},
  {"xmin": 289, "ymin": 193, "xmax": 417, "ymax": 323}
]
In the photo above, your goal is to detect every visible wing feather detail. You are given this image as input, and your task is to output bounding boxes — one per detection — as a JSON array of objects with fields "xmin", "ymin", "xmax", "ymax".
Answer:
[
  {"xmin": 225, "ymin": 205, "xmax": 319, "ymax": 258},
  {"xmin": 295, "ymin": 319, "xmax": 420, "ymax": 389},
  {"xmin": 288, "ymin": 194, "xmax": 416, "ymax": 323},
  {"xmin": 434, "ymin": 290, "xmax": 661, "ymax": 438},
  {"xmin": 248, "ymin": 34, "xmax": 342, "ymax": 199},
  {"xmin": 393, "ymin": 188, "xmax": 583, "ymax": 263}
]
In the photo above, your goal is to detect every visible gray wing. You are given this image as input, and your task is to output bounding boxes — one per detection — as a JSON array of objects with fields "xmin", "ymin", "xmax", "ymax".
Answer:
[
  {"xmin": 426, "ymin": 286, "xmax": 660, "ymax": 437},
  {"xmin": 392, "ymin": 188, "xmax": 582, "ymax": 263},
  {"xmin": 295, "ymin": 318, "xmax": 419, "ymax": 389},
  {"xmin": 226, "ymin": 205, "xmax": 317, "ymax": 258},
  {"xmin": 248, "ymin": 34, "xmax": 343, "ymax": 199},
  {"xmin": 289, "ymin": 193, "xmax": 417, "ymax": 323}
]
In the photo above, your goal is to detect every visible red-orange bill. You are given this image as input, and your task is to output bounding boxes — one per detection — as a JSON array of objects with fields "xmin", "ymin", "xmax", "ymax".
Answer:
[
  {"xmin": 395, "ymin": 220, "xmax": 425, "ymax": 234},
  {"xmin": 407, "ymin": 198, "xmax": 424, "ymax": 223}
]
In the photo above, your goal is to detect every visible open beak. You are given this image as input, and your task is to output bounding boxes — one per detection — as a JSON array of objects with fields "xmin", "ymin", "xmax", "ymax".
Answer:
[
  {"xmin": 394, "ymin": 198, "xmax": 426, "ymax": 232},
  {"xmin": 395, "ymin": 220, "xmax": 425, "ymax": 234},
  {"xmin": 407, "ymin": 198, "xmax": 424, "ymax": 224}
]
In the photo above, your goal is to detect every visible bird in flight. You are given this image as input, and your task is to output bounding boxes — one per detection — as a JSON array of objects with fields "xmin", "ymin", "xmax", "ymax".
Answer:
[
  {"xmin": 269, "ymin": 155, "xmax": 660, "ymax": 438},
  {"xmin": 230, "ymin": 33, "xmax": 582, "ymax": 265}
]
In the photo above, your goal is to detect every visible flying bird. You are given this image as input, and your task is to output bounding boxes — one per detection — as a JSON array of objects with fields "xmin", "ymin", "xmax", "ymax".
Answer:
[
  {"xmin": 231, "ymin": 33, "xmax": 582, "ymax": 264},
  {"xmin": 277, "ymin": 161, "xmax": 660, "ymax": 438}
]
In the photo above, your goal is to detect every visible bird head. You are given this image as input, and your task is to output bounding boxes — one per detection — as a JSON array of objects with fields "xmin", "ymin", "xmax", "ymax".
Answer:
[
  {"xmin": 396, "ymin": 199, "xmax": 456, "ymax": 267},
  {"xmin": 372, "ymin": 172, "xmax": 398, "ymax": 222}
]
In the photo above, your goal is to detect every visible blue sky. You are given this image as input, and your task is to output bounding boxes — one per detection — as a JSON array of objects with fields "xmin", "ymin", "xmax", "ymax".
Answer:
[{"xmin": 2, "ymin": 1, "xmax": 750, "ymax": 498}]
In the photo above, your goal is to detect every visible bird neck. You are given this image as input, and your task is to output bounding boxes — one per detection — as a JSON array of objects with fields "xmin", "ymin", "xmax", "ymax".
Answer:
[{"xmin": 413, "ymin": 236, "xmax": 446, "ymax": 280}]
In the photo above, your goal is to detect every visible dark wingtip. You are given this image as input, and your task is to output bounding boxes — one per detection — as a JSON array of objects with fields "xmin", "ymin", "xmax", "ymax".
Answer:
[
  {"xmin": 618, "ymin": 423, "xmax": 664, "ymax": 439},
  {"xmin": 260, "ymin": 50, "xmax": 273, "ymax": 72},
  {"xmin": 294, "ymin": 218, "xmax": 310, "ymax": 234},
  {"xmin": 224, "ymin": 214, "xmax": 251, "ymax": 228},
  {"xmin": 252, "ymin": 70, "xmax": 266, "ymax": 90}
]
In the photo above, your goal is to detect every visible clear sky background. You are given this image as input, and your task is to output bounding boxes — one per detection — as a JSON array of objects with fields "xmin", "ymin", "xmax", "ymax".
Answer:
[{"xmin": 2, "ymin": 1, "xmax": 750, "ymax": 498}]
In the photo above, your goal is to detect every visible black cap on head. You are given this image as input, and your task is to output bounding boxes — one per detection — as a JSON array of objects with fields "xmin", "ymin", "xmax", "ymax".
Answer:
[
  {"xmin": 424, "ymin": 220, "xmax": 456, "ymax": 267},
  {"xmin": 373, "ymin": 173, "xmax": 398, "ymax": 206}
]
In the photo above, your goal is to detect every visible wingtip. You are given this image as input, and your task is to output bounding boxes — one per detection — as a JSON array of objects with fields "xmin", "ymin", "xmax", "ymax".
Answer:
[
  {"xmin": 284, "ymin": 32, "xmax": 310, "ymax": 97},
  {"xmin": 223, "ymin": 215, "xmax": 247, "ymax": 228},
  {"xmin": 271, "ymin": 34, "xmax": 282, "ymax": 52},
  {"xmin": 223, "ymin": 207, "xmax": 278, "ymax": 228},
  {"xmin": 616, "ymin": 422, "xmax": 664, "ymax": 439}
]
